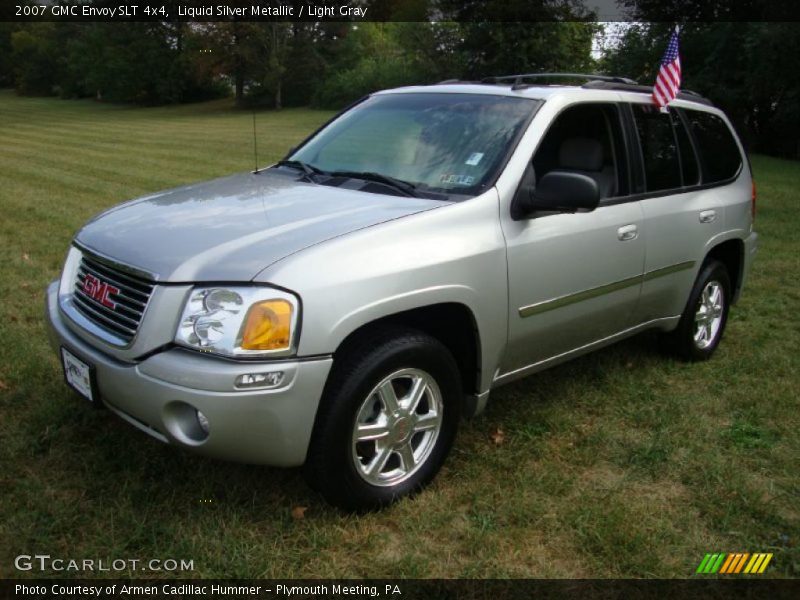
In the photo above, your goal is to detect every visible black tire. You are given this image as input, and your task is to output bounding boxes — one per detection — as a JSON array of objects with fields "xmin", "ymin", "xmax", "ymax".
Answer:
[
  {"xmin": 304, "ymin": 326, "xmax": 461, "ymax": 511},
  {"xmin": 661, "ymin": 259, "xmax": 731, "ymax": 361}
]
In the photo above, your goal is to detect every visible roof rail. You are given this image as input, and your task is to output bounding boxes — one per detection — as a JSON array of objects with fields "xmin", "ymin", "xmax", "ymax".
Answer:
[
  {"xmin": 483, "ymin": 73, "xmax": 637, "ymax": 84},
  {"xmin": 481, "ymin": 73, "xmax": 638, "ymax": 90},
  {"xmin": 431, "ymin": 74, "xmax": 714, "ymax": 106},
  {"xmin": 582, "ymin": 80, "xmax": 713, "ymax": 106},
  {"xmin": 436, "ymin": 73, "xmax": 637, "ymax": 90}
]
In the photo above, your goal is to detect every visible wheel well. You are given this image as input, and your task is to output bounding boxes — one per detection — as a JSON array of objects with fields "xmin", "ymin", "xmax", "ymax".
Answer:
[
  {"xmin": 333, "ymin": 303, "xmax": 481, "ymax": 396},
  {"xmin": 707, "ymin": 239, "xmax": 744, "ymax": 302}
]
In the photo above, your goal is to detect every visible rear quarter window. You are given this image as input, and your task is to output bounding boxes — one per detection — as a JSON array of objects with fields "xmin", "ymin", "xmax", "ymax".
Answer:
[{"xmin": 683, "ymin": 110, "xmax": 743, "ymax": 183}]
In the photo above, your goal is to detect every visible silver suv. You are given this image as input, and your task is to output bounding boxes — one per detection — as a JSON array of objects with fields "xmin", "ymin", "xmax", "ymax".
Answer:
[{"xmin": 46, "ymin": 74, "xmax": 758, "ymax": 510}]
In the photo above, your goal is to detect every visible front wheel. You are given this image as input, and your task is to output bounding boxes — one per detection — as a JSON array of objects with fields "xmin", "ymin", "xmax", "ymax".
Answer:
[
  {"xmin": 661, "ymin": 259, "xmax": 731, "ymax": 361},
  {"xmin": 304, "ymin": 328, "xmax": 461, "ymax": 511}
]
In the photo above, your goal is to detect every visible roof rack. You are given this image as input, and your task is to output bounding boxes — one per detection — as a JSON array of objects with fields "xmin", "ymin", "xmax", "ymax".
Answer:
[
  {"xmin": 433, "ymin": 72, "xmax": 713, "ymax": 106},
  {"xmin": 436, "ymin": 73, "xmax": 637, "ymax": 90},
  {"xmin": 481, "ymin": 73, "xmax": 638, "ymax": 88},
  {"xmin": 581, "ymin": 80, "xmax": 713, "ymax": 106}
]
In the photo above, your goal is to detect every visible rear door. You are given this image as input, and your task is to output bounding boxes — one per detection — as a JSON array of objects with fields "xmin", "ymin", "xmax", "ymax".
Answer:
[{"xmin": 625, "ymin": 102, "xmax": 734, "ymax": 323}]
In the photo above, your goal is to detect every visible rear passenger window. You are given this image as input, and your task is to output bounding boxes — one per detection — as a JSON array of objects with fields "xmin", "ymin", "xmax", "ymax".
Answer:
[
  {"xmin": 631, "ymin": 105, "xmax": 682, "ymax": 192},
  {"xmin": 684, "ymin": 110, "xmax": 743, "ymax": 183}
]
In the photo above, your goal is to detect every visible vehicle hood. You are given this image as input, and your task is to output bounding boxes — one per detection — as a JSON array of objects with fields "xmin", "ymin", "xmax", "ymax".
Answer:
[{"xmin": 75, "ymin": 171, "xmax": 448, "ymax": 282}]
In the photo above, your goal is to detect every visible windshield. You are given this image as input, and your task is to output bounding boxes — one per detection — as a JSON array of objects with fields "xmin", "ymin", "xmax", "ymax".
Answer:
[{"xmin": 289, "ymin": 93, "xmax": 540, "ymax": 198}]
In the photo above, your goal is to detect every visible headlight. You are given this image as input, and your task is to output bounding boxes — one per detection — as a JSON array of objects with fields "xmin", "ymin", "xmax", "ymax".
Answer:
[
  {"xmin": 175, "ymin": 286, "xmax": 299, "ymax": 358},
  {"xmin": 58, "ymin": 246, "xmax": 83, "ymax": 298}
]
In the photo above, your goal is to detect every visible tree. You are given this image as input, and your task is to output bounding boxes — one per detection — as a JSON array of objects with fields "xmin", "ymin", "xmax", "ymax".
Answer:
[
  {"xmin": 280, "ymin": 24, "xmax": 330, "ymax": 107},
  {"xmin": 313, "ymin": 23, "xmax": 446, "ymax": 108},
  {"xmin": 456, "ymin": 22, "xmax": 600, "ymax": 79},
  {"xmin": 602, "ymin": 23, "xmax": 800, "ymax": 157},
  {"xmin": 197, "ymin": 22, "xmax": 262, "ymax": 106},
  {"xmin": 0, "ymin": 22, "xmax": 18, "ymax": 88},
  {"xmin": 10, "ymin": 23, "xmax": 63, "ymax": 95}
]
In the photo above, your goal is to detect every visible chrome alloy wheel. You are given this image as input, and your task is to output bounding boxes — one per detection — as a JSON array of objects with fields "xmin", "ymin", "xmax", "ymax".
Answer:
[
  {"xmin": 351, "ymin": 368, "xmax": 444, "ymax": 487},
  {"xmin": 694, "ymin": 280, "xmax": 724, "ymax": 350}
]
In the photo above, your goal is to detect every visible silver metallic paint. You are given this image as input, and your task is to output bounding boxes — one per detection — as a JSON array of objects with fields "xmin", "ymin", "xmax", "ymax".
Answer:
[
  {"xmin": 45, "ymin": 85, "xmax": 758, "ymax": 466},
  {"xmin": 47, "ymin": 282, "xmax": 330, "ymax": 466},
  {"xmin": 76, "ymin": 170, "xmax": 449, "ymax": 282}
]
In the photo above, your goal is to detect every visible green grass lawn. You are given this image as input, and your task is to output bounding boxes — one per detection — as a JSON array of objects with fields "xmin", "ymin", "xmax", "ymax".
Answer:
[{"xmin": 0, "ymin": 91, "xmax": 797, "ymax": 579}]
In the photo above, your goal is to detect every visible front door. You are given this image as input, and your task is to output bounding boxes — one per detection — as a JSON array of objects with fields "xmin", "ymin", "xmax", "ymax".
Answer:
[{"xmin": 499, "ymin": 102, "xmax": 646, "ymax": 375}]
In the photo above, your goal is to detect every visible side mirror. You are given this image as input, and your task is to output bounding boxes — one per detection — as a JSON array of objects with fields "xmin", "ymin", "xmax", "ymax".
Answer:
[{"xmin": 513, "ymin": 171, "xmax": 600, "ymax": 218}]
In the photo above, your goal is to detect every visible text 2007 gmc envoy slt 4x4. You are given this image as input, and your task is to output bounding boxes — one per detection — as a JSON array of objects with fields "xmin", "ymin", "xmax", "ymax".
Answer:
[{"xmin": 46, "ymin": 74, "xmax": 758, "ymax": 510}]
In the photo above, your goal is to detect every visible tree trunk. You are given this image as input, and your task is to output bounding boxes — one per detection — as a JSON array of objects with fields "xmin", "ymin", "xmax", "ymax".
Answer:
[
  {"xmin": 274, "ymin": 79, "xmax": 282, "ymax": 110},
  {"xmin": 233, "ymin": 27, "xmax": 244, "ymax": 107}
]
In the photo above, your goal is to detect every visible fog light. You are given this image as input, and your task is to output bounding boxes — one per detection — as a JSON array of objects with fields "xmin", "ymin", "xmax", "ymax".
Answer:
[
  {"xmin": 235, "ymin": 371, "xmax": 284, "ymax": 389},
  {"xmin": 196, "ymin": 410, "xmax": 209, "ymax": 434}
]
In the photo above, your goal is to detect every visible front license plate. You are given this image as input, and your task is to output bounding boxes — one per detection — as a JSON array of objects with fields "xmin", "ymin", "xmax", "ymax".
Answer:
[{"xmin": 61, "ymin": 347, "xmax": 94, "ymax": 403}]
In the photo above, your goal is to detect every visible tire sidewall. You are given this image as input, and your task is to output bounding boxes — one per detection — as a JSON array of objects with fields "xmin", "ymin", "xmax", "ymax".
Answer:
[
  {"xmin": 680, "ymin": 260, "xmax": 731, "ymax": 360},
  {"xmin": 310, "ymin": 332, "xmax": 461, "ymax": 510}
]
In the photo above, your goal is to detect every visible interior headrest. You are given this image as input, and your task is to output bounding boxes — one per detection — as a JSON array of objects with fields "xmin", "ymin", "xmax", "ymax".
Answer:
[{"xmin": 558, "ymin": 138, "xmax": 604, "ymax": 172}]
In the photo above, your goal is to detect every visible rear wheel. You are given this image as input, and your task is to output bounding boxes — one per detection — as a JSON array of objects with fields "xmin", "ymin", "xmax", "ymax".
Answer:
[
  {"xmin": 304, "ymin": 327, "xmax": 461, "ymax": 511},
  {"xmin": 662, "ymin": 259, "xmax": 731, "ymax": 361}
]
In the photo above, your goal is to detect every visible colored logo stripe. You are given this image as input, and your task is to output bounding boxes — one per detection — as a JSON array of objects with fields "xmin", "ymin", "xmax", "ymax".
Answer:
[
  {"xmin": 696, "ymin": 553, "xmax": 726, "ymax": 574},
  {"xmin": 720, "ymin": 553, "xmax": 748, "ymax": 574},
  {"xmin": 719, "ymin": 554, "xmax": 736, "ymax": 573},
  {"xmin": 696, "ymin": 553, "xmax": 773, "ymax": 574},
  {"xmin": 744, "ymin": 553, "xmax": 773, "ymax": 574}
]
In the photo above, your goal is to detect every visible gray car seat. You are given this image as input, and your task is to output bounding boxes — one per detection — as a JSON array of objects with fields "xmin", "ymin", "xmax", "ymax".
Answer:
[{"xmin": 552, "ymin": 137, "xmax": 617, "ymax": 199}]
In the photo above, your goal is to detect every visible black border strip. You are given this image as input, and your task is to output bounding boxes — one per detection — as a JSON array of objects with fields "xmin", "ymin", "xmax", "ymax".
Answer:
[
  {"xmin": 4, "ymin": 0, "xmax": 800, "ymax": 22},
  {"xmin": 3, "ymin": 578, "xmax": 800, "ymax": 600}
]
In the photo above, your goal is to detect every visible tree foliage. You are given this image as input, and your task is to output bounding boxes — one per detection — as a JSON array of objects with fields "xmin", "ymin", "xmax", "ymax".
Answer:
[
  {"xmin": 2, "ymin": 19, "xmax": 598, "ymax": 109},
  {"xmin": 602, "ymin": 22, "xmax": 800, "ymax": 157}
]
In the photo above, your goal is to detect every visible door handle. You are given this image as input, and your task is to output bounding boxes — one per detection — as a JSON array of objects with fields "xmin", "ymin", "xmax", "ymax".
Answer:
[
  {"xmin": 617, "ymin": 224, "xmax": 638, "ymax": 241},
  {"xmin": 699, "ymin": 210, "xmax": 717, "ymax": 223}
]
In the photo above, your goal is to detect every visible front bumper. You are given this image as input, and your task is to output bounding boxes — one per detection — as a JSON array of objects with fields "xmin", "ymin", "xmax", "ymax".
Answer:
[{"xmin": 45, "ymin": 281, "xmax": 332, "ymax": 467}]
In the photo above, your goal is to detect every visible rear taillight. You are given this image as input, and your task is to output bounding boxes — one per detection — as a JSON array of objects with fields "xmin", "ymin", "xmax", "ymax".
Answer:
[{"xmin": 751, "ymin": 180, "xmax": 757, "ymax": 221}]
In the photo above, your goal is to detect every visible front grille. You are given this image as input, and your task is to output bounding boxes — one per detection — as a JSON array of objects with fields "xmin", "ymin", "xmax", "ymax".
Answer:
[{"xmin": 73, "ymin": 253, "xmax": 155, "ymax": 344}]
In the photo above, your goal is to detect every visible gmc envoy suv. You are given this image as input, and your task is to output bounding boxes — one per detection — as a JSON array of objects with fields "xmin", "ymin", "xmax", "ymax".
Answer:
[{"xmin": 46, "ymin": 74, "xmax": 758, "ymax": 510}]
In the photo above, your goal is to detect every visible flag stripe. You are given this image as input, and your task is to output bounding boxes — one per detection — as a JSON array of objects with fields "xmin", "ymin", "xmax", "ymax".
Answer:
[
  {"xmin": 663, "ymin": 65, "xmax": 677, "ymax": 87},
  {"xmin": 656, "ymin": 79, "xmax": 671, "ymax": 101},
  {"xmin": 652, "ymin": 29, "xmax": 682, "ymax": 108}
]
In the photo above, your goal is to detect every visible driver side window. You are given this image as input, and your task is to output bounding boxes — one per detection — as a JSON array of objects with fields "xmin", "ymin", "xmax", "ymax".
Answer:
[{"xmin": 532, "ymin": 103, "xmax": 629, "ymax": 200}]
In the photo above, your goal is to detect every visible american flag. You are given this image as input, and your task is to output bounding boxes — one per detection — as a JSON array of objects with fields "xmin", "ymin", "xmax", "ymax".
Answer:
[{"xmin": 652, "ymin": 28, "xmax": 681, "ymax": 109}]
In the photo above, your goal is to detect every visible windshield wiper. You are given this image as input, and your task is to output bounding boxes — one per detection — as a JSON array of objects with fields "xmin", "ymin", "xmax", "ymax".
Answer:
[
  {"xmin": 328, "ymin": 170, "xmax": 420, "ymax": 197},
  {"xmin": 274, "ymin": 160, "xmax": 326, "ymax": 182}
]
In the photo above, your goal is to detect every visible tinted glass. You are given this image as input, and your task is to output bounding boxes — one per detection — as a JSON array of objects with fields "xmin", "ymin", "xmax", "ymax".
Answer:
[
  {"xmin": 292, "ymin": 93, "xmax": 538, "ymax": 196},
  {"xmin": 533, "ymin": 103, "xmax": 627, "ymax": 199},
  {"xmin": 674, "ymin": 115, "xmax": 700, "ymax": 186},
  {"xmin": 684, "ymin": 110, "xmax": 742, "ymax": 183},
  {"xmin": 631, "ymin": 105, "xmax": 682, "ymax": 192}
]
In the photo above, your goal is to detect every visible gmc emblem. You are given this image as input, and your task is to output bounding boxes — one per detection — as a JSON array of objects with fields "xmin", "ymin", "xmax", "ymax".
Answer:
[{"xmin": 82, "ymin": 273, "xmax": 120, "ymax": 309}]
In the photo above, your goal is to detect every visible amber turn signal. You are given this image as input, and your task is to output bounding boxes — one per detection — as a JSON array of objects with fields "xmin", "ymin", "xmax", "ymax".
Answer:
[{"xmin": 240, "ymin": 299, "xmax": 293, "ymax": 351}]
